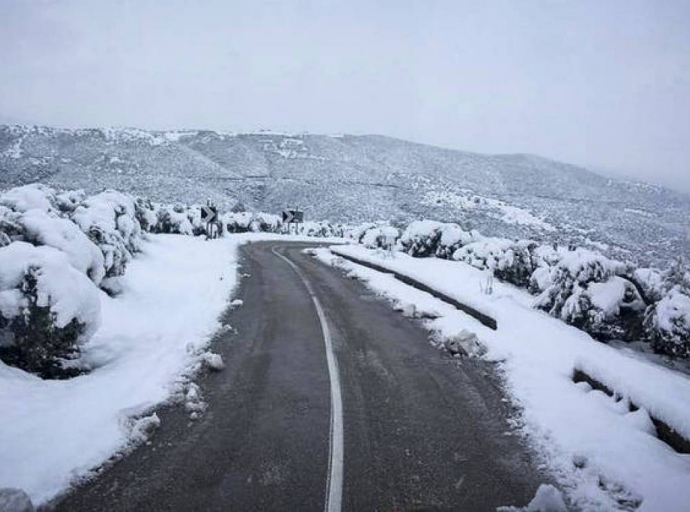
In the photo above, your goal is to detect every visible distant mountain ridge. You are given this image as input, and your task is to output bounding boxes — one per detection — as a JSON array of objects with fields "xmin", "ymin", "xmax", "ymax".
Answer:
[{"xmin": 1, "ymin": 124, "xmax": 688, "ymax": 267}]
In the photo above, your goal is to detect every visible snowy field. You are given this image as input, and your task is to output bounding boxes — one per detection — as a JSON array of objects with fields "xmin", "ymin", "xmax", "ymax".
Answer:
[{"xmin": 319, "ymin": 245, "xmax": 690, "ymax": 512}]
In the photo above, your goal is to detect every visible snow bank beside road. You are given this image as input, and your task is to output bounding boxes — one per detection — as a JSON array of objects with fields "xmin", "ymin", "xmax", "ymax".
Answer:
[
  {"xmin": 323, "ymin": 245, "xmax": 690, "ymax": 511},
  {"xmin": 0, "ymin": 234, "xmax": 238, "ymax": 505}
]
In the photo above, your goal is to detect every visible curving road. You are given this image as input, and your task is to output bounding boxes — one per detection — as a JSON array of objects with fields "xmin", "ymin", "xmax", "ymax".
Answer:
[{"xmin": 50, "ymin": 241, "xmax": 545, "ymax": 512}]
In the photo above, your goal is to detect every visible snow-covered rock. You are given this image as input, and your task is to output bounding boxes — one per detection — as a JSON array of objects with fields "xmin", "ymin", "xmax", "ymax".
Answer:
[
  {"xmin": 129, "ymin": 413, "xmax": 161, "ymax": 444},
  {"xmin": 202, "ymin": 352, "xmax": 225, "ymax": 371},
  {"xmin": 498, "ymin": 484, "xmax": 567, "ymax": 512},
  {"xmin": 443, "ymin": 329, "xmax": 485, "ymax": 357}
]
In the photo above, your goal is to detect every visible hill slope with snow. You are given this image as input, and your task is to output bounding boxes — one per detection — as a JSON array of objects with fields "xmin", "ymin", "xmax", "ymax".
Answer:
[{"xmin": 1, "ymin": 125, "xmax": 688, "ymax": 266}]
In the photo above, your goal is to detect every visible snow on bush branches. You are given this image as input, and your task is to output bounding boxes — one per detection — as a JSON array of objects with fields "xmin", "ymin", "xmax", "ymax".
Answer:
[{"xmin": 353, "ymin": 219, "xmax": 690, "ymax": 358}]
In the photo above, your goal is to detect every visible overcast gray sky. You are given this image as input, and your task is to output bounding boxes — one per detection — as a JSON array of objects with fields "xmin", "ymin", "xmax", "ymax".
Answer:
[{"xmin": 1, "ymin": 0, "xmax": 689, "ymax": 192}]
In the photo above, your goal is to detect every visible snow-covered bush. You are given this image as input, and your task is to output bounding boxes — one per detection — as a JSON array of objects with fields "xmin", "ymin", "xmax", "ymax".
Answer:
[
  {"xmin": 644, "ymin": 288, "xmax": 690, "ymax": 358},
  {"xmin": 250, "ymin": 213, "xmax": 281, "ymax": 233},
  {"xmin": 55, "ymin": 189, "xmax": 86, "ymax": 215},
  {"xmin": 19, "ymin": 209, "xmax": 106, "ymax": 285},
  {"xmin": 0, "ymin": 183, "xmax": 56, "ymax": 213},
  {"xmin": 641, "ymin": 259, "xmax": 690, "ymax": 357},
  {"xmin": 436, "ymin": 223, "xmax": 480, "ymax": 259},
  {"xmin": 561, "ymin": 276, "xmax": 646, "ymax": 340},
  {"xmin": 360, "ymin": 225, "xmax": 400, "ymax": 249},
  {"xmin": 222, "ymin": 211, "xmax": 280, "ymax": 234},
  {"xmin": 398, "ymin": 220, "xmax": 479, "ymax": 258},
  {"xmin": 154, "ymin": 204, "xmax": 195, "ymax": 235},
  {"xmin": 453, "ymin": 238, "xmax": 537, "ymax": 288},
  {"xmin": 0, "ymin": 190, "xmax": 106, "ymax": 285},
  {"xmin": 398, "ymin": 220, "xmax": 444, "ymax": 257},
  {"xmin": 528, "ymin": 244, "xmax": 568, "ymax": 294},
  {"xmin": 71, "ymin": 191, "xmax": 143, "ymax": 278},
  {"xmin": 299, "ymin": 220, "xmax": 344, "ymax": 238},
  {"xmin": 0, "ymin": 242, "xmax": 101, "ymax": 377},
  {"xmin": 344, "ymin": 222, "xmax": 377, "ymax": 243},
  {"xmin": 533, "ymin": 249, "xmax": 645, "ymax": 340},
  {"xmin": 0, "ymin": 185, "xmax": 146, "ymax": 376},
  {"xmin": 632, "ymin": 268, "xmax": 664, "ymax": 304},
  {"xmin": 134, "ymin": 198, "xmax": 158, "ymax": 233}
]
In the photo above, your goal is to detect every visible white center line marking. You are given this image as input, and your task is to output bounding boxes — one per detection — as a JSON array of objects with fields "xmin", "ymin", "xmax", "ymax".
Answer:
[{"xmin": 272, "ymin": 246, "xmax": 344, "ymax": 512}]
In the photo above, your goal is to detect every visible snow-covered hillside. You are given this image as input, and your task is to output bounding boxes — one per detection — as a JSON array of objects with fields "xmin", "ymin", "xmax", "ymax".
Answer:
[{"xmin": 2, "ymin": 125, "xmax": 689, "ymax": 268}]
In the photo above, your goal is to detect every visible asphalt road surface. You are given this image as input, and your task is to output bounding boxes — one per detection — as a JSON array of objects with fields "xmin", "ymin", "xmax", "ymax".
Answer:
[{"xmin": 50, "ymin": 241, "xmax": 546, "ymax": 512}]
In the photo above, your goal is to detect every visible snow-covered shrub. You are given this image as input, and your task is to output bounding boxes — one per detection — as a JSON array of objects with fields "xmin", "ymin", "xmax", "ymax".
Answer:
[
  {"xmin": 154, "ymin": 204, "xmax": 195, "ymax": 235},
  {"xmin": 399, "ymin": 220, "xmax": 480, "ymax": 259},
  {"xmin": 528, "ymin": 244, "xmax": 568, "ymax": 294},
  {"xmin": 644, "ymin": 288, "xmax": 690, "ymax": 358},
  {"xmin": 453, "ymin": 238, "xmax": 537, "ymax": 288},
  {"xmin": 398, "ymin": 220, "xmax": 444, "ymax": 257},
  {"xmin": 18, "ymin": 209, "xmax": 106, "ymax": 285},
  {"xmin": 628, "ymin": 267, "xmax": 664, "ymax": 305},
  {"xmin": 299, "ymin": 220, "xmax": 344, "ymax": 238},
  {"xmin": 0, "ymin": 242, "xmax": 101, "ymax": 377},
  {"xmin": 54, "ymin": 189, "xmax": 86, "ymax": 215},
  {"xmin": 360, "ymin": 225, "xmax": 400, "ymax": 249},
  {"xmin": 0, "ymin": 205, "xmax": 23, "ymax": 241},
  {"xmin": 0, "ymin": 192, "xmax": 105, "ymax": 285},
  {"xmin": 251, "ymin": 213, "xmax": 281, "ymax": 233},
  {"xmin": 218, "ymin": 210, "xmax": 286, "ymax": 235},
  {"xmin": 134, "ymin": 198, "xmax": 158, "ymax": 233},
  {"xmin": 560, "ymin": 276, "xmax": 646, "ymax": 340},
  {"xmin": 71, "ymin": 191, "xmax": 143, "ymax": 278},
  {"xmin": 220, "ymin": 211, "xmax": 282, "ymax": 234},
  {"xmin": 534, "ymin": 249, "xmax": 644, "ymax": 340},
  {"xmin": 436, "ymin": 223, "xmax": 480, "ymax": 259},
  {"xmin": 662, "ymin": 257, "xmax": 690, "ymax": 294},
  {"xmin": 344, "ymin": 222, "xmax": 377, "ymax": 243},
  {"xmin": 642, "ymin": 261, "xmax": 690, "ymax": 357},
  {"xmin": 0, "ymin": 183, "xmax": 56, "ymax": 213}
]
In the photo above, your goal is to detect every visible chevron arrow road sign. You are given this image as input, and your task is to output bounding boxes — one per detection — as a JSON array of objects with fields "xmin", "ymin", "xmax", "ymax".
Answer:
[{"xmin": 201, "ymin": 205, "xmax": 218, "ymax": 223}]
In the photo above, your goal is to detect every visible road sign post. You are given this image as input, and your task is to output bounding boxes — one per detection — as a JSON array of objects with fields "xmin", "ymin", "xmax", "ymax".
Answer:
[
  {"xmin": 201, "ymin": 202, "xmax": 220, "ymax": 240},
  {"xmin": 282, "ymin": 207, "xmax": 304, "ymax": 234}
]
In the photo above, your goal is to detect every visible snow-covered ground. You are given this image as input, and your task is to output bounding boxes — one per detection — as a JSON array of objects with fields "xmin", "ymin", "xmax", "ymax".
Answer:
[
  {"xmin": 319, "ymin": 245, "xmax": 690, "ymax": 511},
  {"xmin": 0, "ymin": 234, "xmax": 232, "ymax": 504}
]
